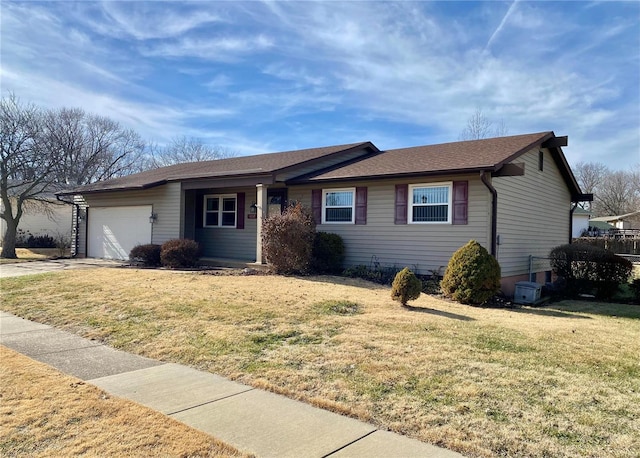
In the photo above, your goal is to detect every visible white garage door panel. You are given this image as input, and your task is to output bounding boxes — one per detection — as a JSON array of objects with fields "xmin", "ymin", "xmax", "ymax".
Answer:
[{"xmin": 88, "ymin": 206, "xmax": 152, "ymax": 260}]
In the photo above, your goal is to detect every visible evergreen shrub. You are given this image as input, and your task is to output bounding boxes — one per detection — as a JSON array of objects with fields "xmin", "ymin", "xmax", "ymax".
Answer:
[
  {"xmin": 391, "ymin": 267, "xmax": 422, "ymax": 306},
  {"xmin": 631, "ymin": 279, "xmax": 640, "ymax": 302},
  {"xmin": 311, "ymin": 232, "xmax": 345, "ymax": 274},
  {"xmin": 441, "ymin": 240, "xmax": 501, "ymax": 305}
]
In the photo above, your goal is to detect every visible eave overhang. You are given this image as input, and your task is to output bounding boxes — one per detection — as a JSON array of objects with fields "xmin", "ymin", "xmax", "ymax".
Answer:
[{"xmin": 56, "ymin": 180, "xmax": 168, "ymax": 196}]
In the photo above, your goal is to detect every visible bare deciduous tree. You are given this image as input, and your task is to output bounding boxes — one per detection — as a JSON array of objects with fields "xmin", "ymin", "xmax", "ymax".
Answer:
[
  {"xmin": 1, "ymin": 94, "xmax": 149, "ymax": 258},
  {"xmin": 573, "ymin": 161, "xmax": 608, "ymax": 210},
  {"xmin": 596, "ymin": 170, "xmax": 639, "ymax": 216},
  {"xmin": 574, "ymin": 161, "xmax": 608, "ymax": 196},
  {"xmin": 1, "ymin": 94, "xmax": 59, "ymax": 258},
  {"xmin": 46, "ymin": 107, "xmax": 146, "ymax": 186},
  {"xmin": 574, "ymin": 161, "xmax": 640, "ymax": 217},
  {"xmin": 458, "ymin": 108, "xmax": 509, "ymax": 141},
  {"xmin": 149, "ymin": 136, "xmax": 234, "ymax": 168}
]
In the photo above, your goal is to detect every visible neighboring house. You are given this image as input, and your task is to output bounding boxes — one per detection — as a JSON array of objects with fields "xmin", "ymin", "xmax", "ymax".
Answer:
[
  {"xmin": 572, "ymin": 207, "xmax": 591, "ymax": 238},
  {"xmin": 587, "ymin": 219, "xmax": 615, "ymax": 236},
  {"xmin": 58, "ymin": 132, "xmax": 591, "ymax": 296},
  {"xmin": 589, "ymin": 211, "xmax": 640, "ymax": 230},
  {"xmin": 0, "ymin": 183, "xmax": 73, "ymax": 246}
]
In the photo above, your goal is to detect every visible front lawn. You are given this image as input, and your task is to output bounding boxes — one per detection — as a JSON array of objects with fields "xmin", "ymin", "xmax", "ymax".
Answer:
[{"xmin": 2, "ymin": 269, "xmax": 639, "ymax": 457}]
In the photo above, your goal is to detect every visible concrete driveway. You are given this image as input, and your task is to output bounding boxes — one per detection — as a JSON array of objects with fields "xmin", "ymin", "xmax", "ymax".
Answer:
[{"xmin": 0, "ymin": 258, "xmax": 123, "ymax": 278}]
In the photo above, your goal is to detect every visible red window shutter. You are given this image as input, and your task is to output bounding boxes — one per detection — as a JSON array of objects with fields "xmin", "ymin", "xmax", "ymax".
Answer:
[
  {"xmin": 236, "ymin": 192, "xmax": 245, "ymax": 229},
  {"xmin": 452, "ymin": 181, "xmax": 468, "ymax": 225},
  {"xmin": 311, "ymin": 189, "xmax": 322, "ymax": 223},
  {"xmin": 355, "ymin": 187, "xmax": 367, "ymax": 225},
  {"xmin": 395, "ymin": 184, "xmax": 408, "ymax": 224}
]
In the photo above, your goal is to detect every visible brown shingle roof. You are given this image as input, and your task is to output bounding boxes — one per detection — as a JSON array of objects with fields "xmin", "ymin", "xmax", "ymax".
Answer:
[
  {"xmin": 60, "ymin": 142, "xmax": 372, "ymax": 194},
  {"xmin": 301, "ymin": 132, "xmax": 554, "ymax": 182},
  {"xmin": 59, "ymin": 132, "xmax": 586, "ymax": 200}
]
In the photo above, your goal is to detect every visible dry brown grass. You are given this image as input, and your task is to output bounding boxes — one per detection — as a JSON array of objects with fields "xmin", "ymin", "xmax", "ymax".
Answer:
[
  {"xmin": 2, "ymin": 268, "xmax": 640, "ymax": 458},
  {"xmin": 0, "ymin": 346, "xmax": 246, "ymax": 457}
]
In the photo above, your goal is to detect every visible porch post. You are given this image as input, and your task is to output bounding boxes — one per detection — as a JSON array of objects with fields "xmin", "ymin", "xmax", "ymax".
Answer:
[{"xmin": 255, "ymin": 184, "xmax": 268, "ymax": 264}]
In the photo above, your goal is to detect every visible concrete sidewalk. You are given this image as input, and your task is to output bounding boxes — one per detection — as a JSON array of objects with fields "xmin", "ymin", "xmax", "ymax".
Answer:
[
  {"xmin": 0, "ymin": 258, "xmax": 123, "ymax": 278},
  {"xmin": 0, "ymin": 311, "xmax": 462, "ymax": 458}
]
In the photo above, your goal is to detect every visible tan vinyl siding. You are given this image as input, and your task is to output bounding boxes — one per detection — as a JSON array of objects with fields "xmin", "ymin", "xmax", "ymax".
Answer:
[
  {"xmin": 290, "ymin": 174, "xmax": 489, "ymax": 275},
  {"xmin": 493, "ymin": 147, "xmax": 571, "ymax": 277},
  {"xmin": 83, "ymin": 182, "xmax": 181, "ymax": 247},
  {"xmin": 194, "ymin": 186, "xmax": 256, "ymax": 261}
]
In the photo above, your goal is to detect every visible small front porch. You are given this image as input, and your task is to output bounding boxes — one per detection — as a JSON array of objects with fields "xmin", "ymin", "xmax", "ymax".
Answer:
[{"xmin": 183, "ymin": 182, "xmax": 289, "ymax": 265}]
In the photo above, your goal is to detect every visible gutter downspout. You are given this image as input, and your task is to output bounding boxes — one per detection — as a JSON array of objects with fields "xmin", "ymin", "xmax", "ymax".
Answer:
[
  {"xmin": 569, "ymin": 202, "xmax": 578, "ymax": 243},
  {"xmin": 56, "ymin": 194, "xmax": 79, "ymax": 258},
  {"xmin": 480, "ymin": 171, "xmax": 498, "ymax": 257}
]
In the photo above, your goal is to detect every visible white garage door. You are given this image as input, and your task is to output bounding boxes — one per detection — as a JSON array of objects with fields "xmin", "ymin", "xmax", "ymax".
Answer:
[{"xmin": 88, "ymin": 206, "xmax": 152, "ymax": 260}]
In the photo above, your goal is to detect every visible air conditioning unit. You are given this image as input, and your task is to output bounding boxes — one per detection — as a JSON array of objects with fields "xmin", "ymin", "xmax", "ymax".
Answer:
[{"xmin": 514, "ymin": 281, "xmax": 542, "ymax": 304}]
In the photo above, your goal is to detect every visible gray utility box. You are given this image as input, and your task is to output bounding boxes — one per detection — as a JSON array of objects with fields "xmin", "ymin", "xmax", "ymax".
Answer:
[{"xmin": 514, "ymin": 281, "xmax": 542, "ymax": 304}]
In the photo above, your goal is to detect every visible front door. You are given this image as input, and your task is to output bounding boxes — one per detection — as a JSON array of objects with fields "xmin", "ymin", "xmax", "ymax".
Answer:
[{"xmin": 267, "ymin": 189, "xmax": 288, "ymax": 217}]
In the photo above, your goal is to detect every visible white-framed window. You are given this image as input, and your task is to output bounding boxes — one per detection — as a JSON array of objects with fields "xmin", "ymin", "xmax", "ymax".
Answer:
[
  {"xmin": 322, "ymin": 188, "xmax": 355, "ymax": 224},
  {"xmin": 409, "ymin": 182, "xmax": 452, "ymax": 224},
  {"xmin": 204, "ymin": 194, "xmax": 237, "ymax": 228}
]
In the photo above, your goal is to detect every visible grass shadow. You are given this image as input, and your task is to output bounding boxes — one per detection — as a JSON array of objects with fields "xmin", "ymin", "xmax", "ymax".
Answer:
[
  {"xmin": 403, "ymin": 305, "xmax": 475, "ymax": 321},
  {"xmin": 302, "ymin": 274, "xmax": 390, "ymax": 290},
  {"xmin": 542, "ymin": 300, "xmax": 640, "ymax": 319},
  {"xmin": 505, "ymin": 306, "xmax": 592, "ymax": 320}
]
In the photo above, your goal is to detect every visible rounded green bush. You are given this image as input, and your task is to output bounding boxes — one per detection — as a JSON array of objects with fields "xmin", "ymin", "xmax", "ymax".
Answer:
[
  {"xmin": 311, "ymin": 232, "xmax": 345, "ymax": 274},
  {"xmin": 160, "ymin": 239, "xmax": 200, "ymax": 268},
  {"xmin": 441, "ymin": 240, "xmax": 501, "ymax": 305},
  {"xmin": 391, "ymin": 267, "xmax": 422, "ymax": 306}
]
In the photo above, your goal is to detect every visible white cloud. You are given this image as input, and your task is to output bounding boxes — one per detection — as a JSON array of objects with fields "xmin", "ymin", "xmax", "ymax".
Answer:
[
  {"xmin": 204, "ymin": 74, "xmax": 234, "ymax": 91},
  {"xmin": 89, "ymin": 2, "xmax": 224, "ymax": 41},
  {"xmin": 262, "ymin": 64, "xmax": 327, "ymax": 88},
  {"xmin": 141, "ymin": 35, "xmax": 274, "ymax": 61}
]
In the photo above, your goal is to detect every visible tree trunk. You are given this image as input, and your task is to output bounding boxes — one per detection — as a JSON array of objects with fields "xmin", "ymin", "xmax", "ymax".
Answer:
[{"xmin": 1, "ymin": 218, "xmax": 18, "ymax": 258}]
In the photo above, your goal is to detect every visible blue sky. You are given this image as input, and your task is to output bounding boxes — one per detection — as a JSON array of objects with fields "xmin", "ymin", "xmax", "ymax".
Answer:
[{"xmin": 2, "ymin": 1, "xmax": 639, "ymax": 169}]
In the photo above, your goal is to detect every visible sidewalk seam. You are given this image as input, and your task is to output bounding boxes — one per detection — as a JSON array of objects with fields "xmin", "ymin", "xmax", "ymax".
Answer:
[
  {"xmin": 321, "ymin": 429, "xmax": 378, "ymax": 457},
  {"xmin": 0, "ymin": 327, "xmax": 53, "ymax": 336},
  {"xmin": 166, "ymin": 387, "xmax": 255, "ymax": 415},
  {"xmin": 23, "ymin": 343, "xmax": 105, "ymax": 357}
]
